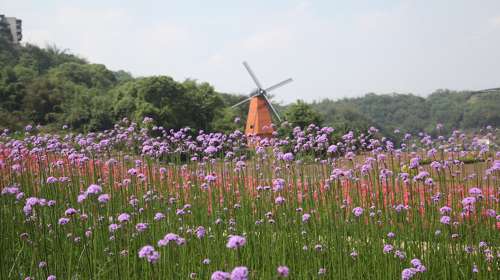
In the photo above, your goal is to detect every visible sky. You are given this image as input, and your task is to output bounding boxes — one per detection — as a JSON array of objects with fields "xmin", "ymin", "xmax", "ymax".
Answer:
[{"xmin": 3, "ymin": 0, "xmax": 500, "ymax": 104}]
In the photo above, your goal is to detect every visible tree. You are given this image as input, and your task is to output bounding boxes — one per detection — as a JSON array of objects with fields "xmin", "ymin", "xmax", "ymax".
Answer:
[{"xmin": 284, "ymin": 100, "xmax": 323, "ymax": 128}]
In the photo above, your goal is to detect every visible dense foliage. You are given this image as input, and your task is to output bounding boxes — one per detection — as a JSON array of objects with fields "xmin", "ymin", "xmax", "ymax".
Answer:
[
  {"xmin": 312, "ymin": 90, "xmax": 500, "ymax": 137},
  {"xmin": 0, "ymin": 37, "xmax": 247, "ymax": 132},
  {"xmin": 1, "ymin": 37, "xmax": 499, "ymax": 137}
]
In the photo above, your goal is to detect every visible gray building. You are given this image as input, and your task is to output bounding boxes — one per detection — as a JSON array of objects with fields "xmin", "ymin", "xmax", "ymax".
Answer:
[{"xmin": 0, "ymin": 14, "xmax": 22, "ymax": 44}]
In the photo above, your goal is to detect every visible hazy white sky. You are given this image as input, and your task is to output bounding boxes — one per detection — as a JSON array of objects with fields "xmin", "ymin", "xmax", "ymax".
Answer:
[{"xmin": 3, "ymin": 0, "xmax": 500, "ymax": 104}]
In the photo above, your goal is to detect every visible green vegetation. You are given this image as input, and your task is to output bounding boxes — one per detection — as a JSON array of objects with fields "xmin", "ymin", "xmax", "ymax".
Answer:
[{"xmin": 1, "ymin": 36, "xmax": 499, "ymax": 135}]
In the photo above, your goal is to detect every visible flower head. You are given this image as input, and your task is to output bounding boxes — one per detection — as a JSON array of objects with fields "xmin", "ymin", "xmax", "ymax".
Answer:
[
  {"xmin": 231, "ymin": 266, "xmax": 249, "ymax": 280},
  {"xmin": 440, "ymin": 215, "xmax": 451, "ymax": 225},
  {"xmin": 226, "ymin": 235, "xmax": 246, "ymax": 249},
  {"xmin": 352, "ymin": 207, "xmax": 364, "ymax": 217},
  {"xmin": 117, "ymin": 213, "xmax": 131, "ymax": 223},
  {"xmin": 211, "ymin": 271, "xmax": 230, "ymax": 280},
  {"xmin": 85, "ymin": 184, "xmax": 102, "ymax": 195},
  {"xmin": 138, "ymin": 245, "xmax": 160, "ymax": 263},
  {"xmin": 277, "ymin": 266, "xmax": 289, "ymax": 277},
  {"xmin": 97, "ymin": 194, "xmax": 110, "ymax": 203}
]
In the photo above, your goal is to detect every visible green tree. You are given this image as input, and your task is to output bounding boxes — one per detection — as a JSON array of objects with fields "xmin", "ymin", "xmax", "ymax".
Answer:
[{"xmin": 284, "ymin": 100, "xmax": 323, "ymax": 128}]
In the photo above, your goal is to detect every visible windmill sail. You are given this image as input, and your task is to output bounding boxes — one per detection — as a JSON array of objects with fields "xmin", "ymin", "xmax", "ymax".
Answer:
[
  {"xmin": 232, "ymin": 61, "xmax": 292, "ymax": 137},
  {"xmin": 262, "ymin": 94, "xmax": 282, "ymax": 122}
]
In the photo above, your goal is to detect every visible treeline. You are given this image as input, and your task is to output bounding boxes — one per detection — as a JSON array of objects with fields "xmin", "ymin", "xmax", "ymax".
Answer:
[
  {"xmin": 311, "ymin": 90, "xmax": 500, "ymax": 137},
  {"xmin": 0, "ymin": 37, "xmax": 251, "ymax": 132},
  {"xmin": 1, "ymin": 37, "xmax": 499, "ymax": 136}
]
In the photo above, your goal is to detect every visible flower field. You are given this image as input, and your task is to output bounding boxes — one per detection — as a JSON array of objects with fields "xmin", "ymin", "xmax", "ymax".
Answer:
[{"xmin": 1, "ymin": 120, "xmax": 499, "ymax": 279}]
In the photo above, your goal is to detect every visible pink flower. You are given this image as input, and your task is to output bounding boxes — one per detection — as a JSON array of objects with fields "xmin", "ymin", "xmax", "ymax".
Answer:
[
  {"xmin": 277, "ymin": 266, "xmax": 289, "ymax": 277},
  {"xmin": 98, "ymin": 194, "xmax": 110, "ymax": 203},
  {"xmin": 275, "ymin": 196, "xmax": 285, "ymax": 205},
  {"xmin": 352, "ymin": 207, "xmax": 364, "ymax": 217},
  {"xmin": 117, "ymin": 213, "xmax": 131, "ymax": 223},
  {"xmin": 226, "ymin": 235, "xmax": 246, "ymax": 249}
]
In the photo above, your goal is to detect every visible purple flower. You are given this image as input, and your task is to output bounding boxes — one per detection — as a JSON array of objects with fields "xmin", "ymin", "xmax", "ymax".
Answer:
[
  {"xmin": 439, "ymin": 206, "xmax": 452, "ymax": 215},
  {"xmin": 205, "ymin": 174, "xmax": 217, "ymax": 183},
  {"xmin": 468, "ymin": 187, "xmax": 482, "ymax": 196},
  {"xmin": 196, "ymin": 226, "xmax": 206, "ymax": 239},
  {"xmin": 395, "ymin": 250, "xmax": 406, "ymax": 260},
  {"xmin": 47, "ymin": 275, "xmax": 56, "ymax": 280},
  {"xmin": 226, "ymin": 235, "xmax": 246, "ymax": 249},
  {"xmin": 97, "ymin": 194, "xmax": 110, "ymax": 203},
  {"xmin": 401, "ymin": 268, "xmax": 417, "ymax": 280},
  {"xmin": 203, "ymin": 258, "xmax": 211, "ymax": 265},
  {"xmin": 204, "ymin": 146, "xmax": 218, "ymax": 155},
  {"xmin": 22, "ymin": 205, "xmax": 32, "ymax": 216},
  {"xmin": 211, "ymin": 271, "xmax": 230, "ymax": 280},
  {"xmin": 327, "ymin": 145, "xmax": 337, "ymax": 153},
  {"xmin": 302, "ymin": 213, "xmax": 311, "ymax": 223},
  {"xmin": 472, "ymin": 264, "xmax": 478, "ymax": 273},
  {"xmin": 154, "ymin": 212, "xmax": 165, "ymax": 221},
  {"xmin": 109, "ymin": 223, "xmax": 120, "ymax": 233},
  {"xmin": 352, "ymin": 207, "xmax": 364, "ymax": 217},
  {"xmin": 275, "ymin": 196, "xmax": 285, "ymax": 205},
  {"xmin": 430, "ymin": 161, "xmax": 441, "ymax": 170},
  {"xmin": 277, "ymin": 266, "xmax": 289, "ymax": 277},
  {"xmin": 158, "ymin": 233, "xmax": 185, "ymax": 246},
  {"xmin": 135, "ymin": 223, "xmax": 148, "ymax": 232},
  {"xmin": 230, "ymin": 266, "xmax": 249, "ymax": 280},
  {"xmin": 64, "ymin": 208, "xmax": 77, "ymax": 216},
  {"xmin": 46, "ymin": 177, "xmax": 58, "ymax": 184},
  {"xmin": 26, "ymin": 197, "xmax": 39, "ymax": 206},
  {"xmin": 383, "ymin": 244, "xmax": 394, "ymax": 254},
  {"xmin": 127, "ymin": 168, "xmax": 138, "ymax": 176},
  {"xmin": 282, "ymin": 152, "xmax": 294, "ymax": 162},
  {"xmin": 409, "ymin": 157, "xmax": 420, "ymax": 169},
  {"xmin": 1, "ymin": 186, "xmax": 20, "ymax": 195},
  {"xmin": 350, "ymin": 250, "xmax": 358, "ymax": 259},
  {"xmin": 462, "ymin": 197, "xmax": 476, "ymax": 206},
  {"xmin": 85, "ymin": 184, "xmax": 102, "ymax": 195},
  {"xmin": 138, "ymin": 245, "xmax": 160, "ymax": 263},
  {"xmin": 410, "ymin": 259, "xmax": 422, "ymax": 268},
  {"xmin": 117, "ymin": 213, "xmax": 131, "ymax": 223},
  {"xmin": 416, "ymin": 265, "xmax": 427, "ymax": 273},
  {"xmin": 58, "ymin": 217, "xmax": 70, "ymax": 225},
  {"xmin": 318, "ymin": 268, "xmax": 326, "ymax": 275},
  {"xmin": 77, "ymin": 193, "xmax": 87, "ymax": 203},
  {"xmin": 440, "ymin": 215, "xmax": 451, "ymax": 225},
  {"xmin": 272, "ymin": 178, "xmax": 285, "ymax": 192},
  {"xmin": 486, "ymin": 209, "xmax": 496, "ymax": 218}
]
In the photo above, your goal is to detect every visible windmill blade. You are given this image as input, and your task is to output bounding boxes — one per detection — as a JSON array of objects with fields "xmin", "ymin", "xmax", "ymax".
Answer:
[
  {"xmin": 265, "ymin": 78, "xmax": 293, "ymax": 93},
  {"xmin": 243, "ymin": 61, "xmax": 263, "ymax": 89},
  {"xmin": 231, "ymin": 96, "xmax": 253, "ymax": 108},
  {"xmin": 263, "ymin": 94, "xmax": 282, "ymax": 122}
]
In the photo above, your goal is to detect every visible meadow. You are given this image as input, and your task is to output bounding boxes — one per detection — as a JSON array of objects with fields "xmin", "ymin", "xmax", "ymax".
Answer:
[{"xmin": 1, "ymin": 120, "xmax": 499, "ymax": 279}]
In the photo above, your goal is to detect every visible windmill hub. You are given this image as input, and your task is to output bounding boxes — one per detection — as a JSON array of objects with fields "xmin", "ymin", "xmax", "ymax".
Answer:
[{"xmin": 232, "ymin": 61, "xmax": 293, "ymax": 138}]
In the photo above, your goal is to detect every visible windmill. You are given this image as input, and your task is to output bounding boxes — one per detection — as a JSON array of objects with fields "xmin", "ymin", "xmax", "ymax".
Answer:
[{"xmin": 232, "ymin": 61, "xmax": 293, "ymax": 138}]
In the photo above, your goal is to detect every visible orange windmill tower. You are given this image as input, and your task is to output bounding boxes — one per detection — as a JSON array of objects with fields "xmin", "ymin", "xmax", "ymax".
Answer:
[{"xmin": 232, "ymin": 61, "xmax": 293, "ymax": 138}]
